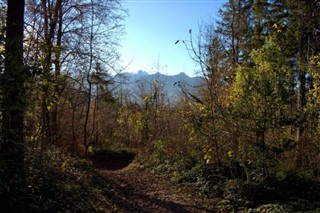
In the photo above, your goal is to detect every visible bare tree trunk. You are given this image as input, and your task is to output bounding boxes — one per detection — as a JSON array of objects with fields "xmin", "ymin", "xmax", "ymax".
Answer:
[
  {"xmin": 40, "ymin": 0, "xmax": 63, "ymax": 147},
  {"xmin": 84, "ymin": 80, "xmax": 92, "ymax": 153},
  {"xmin": 84, "ymin": 0, "xmax": 95, "ymax": 154},
  {"xmin": 40, "ymin": 0, "xmax": 52, "ymax": 148},
  {"xmin": 51, "ymin": 0, "xmax": 63, "ymax": 145},
  {"xmin": 1, "ymin": 0, "xmax": 26, "ymax": 209}
]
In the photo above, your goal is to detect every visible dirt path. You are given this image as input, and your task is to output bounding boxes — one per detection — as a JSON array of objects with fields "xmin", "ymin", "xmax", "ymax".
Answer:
[
  {"xmin": 98, "ymin": 166, "xmax": 213, "ymax": 213},
  {"xmin": 92, "ymin": 153, "xmax": 214, "ymax": 213}
]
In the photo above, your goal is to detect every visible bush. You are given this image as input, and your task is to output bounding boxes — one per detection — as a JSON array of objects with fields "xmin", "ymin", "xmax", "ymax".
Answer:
[{"xmin": 23, "ymin": 147, "xmax": 111, "ymax": 212}]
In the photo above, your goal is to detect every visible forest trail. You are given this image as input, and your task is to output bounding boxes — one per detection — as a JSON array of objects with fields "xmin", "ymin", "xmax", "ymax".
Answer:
[{"xmin": 92, "ymin": 154, "xmax": 213, "ymax": 213}]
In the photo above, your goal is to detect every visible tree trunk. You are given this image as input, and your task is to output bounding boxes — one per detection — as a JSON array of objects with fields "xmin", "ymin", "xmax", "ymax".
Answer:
[
  {"xmin": 1, "ymin": 0, "xmax": 26, "ymax": 209},
  {"xmin": 51, "ymin": 0, "xmax": 63, "ymax": 145}
]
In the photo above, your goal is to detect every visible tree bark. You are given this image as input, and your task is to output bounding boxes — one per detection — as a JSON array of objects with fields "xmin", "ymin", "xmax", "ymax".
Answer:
[{"xmin": 1, "ymin": 0, "xmax": 26, "ymax": 207}]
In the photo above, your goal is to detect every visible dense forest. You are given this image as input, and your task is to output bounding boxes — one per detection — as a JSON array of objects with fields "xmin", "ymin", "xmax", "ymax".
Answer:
[{"xmin": 1, "ymin": 0, "xmax": 320, "ymax": 212}]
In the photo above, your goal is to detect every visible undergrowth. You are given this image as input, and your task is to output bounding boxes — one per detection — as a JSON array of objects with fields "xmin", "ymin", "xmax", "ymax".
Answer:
[
  {"xmin": 144, "ymin": 156, "xmax": 320, "ymax": 213},
  {"xmin": 0, "ymin": 147, "xmax": 113, "ymax": 212}
]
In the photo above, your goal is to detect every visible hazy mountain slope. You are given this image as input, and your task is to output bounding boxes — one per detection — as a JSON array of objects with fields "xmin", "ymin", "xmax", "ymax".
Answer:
[{"xmin": 113, "ymin": 71, "xmax": 203, "ymax": 103}]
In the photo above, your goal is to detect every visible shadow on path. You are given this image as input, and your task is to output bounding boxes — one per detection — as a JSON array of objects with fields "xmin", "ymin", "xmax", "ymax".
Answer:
[
  {"xmin": 90, "ymin": 150, "xmax": 212, "ymax": 212},
  {"xmin": 94, "ymin": 169, "xmax": 211, "ymax": 213},
  {"xmin": 90, "ymin": 150, "xmax": 135, "ymax": 171}
]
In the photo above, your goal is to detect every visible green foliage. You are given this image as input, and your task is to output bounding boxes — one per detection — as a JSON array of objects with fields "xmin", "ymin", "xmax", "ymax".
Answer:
[
  {"xmin": 226, "ymin": 37, "xmax": 297, "ymax": 179},
  {"xmin": 232, "ymin": 37, "xmax": 293, "ymax": 122},
  {"xmin": 248, "ymin": 204, "xmax": 293, "ymax": 213},
  {"xmin": 309, "ymin": 55, "xmax": 320, "ymax": 107},
  {"xmin": 243, "ymin": 173, "xmax": 320, "ymax": 212},
  {"xmin": 178, "ymin": 163, "xmax": 224, "ymax": 197}
]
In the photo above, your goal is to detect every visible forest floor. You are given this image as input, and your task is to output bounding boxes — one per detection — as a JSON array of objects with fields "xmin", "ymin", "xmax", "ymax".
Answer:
[
  {"xmin": 89, "ymin": 151, "xmax": 320, "ymax": 213},
  {"xmin": 91, "ymin": 152, "xmax": 215, "ymax": 213}
]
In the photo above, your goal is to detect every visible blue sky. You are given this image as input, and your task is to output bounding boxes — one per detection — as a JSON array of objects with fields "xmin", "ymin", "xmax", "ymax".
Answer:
[{"xmin": 119, "ymin": 0, "xmax": 227, "ymax": 77}]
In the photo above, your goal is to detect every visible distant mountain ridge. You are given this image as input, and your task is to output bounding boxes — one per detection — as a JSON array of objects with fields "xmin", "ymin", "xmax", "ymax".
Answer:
[{"xmin": 113, "ymin": 70, "xmax": 203, "ymax": 103}]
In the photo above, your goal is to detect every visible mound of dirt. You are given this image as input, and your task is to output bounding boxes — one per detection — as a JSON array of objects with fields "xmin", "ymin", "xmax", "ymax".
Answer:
[{"xmin": 90, "ymin": 150, "xmax": 135, "ymax": 171}]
